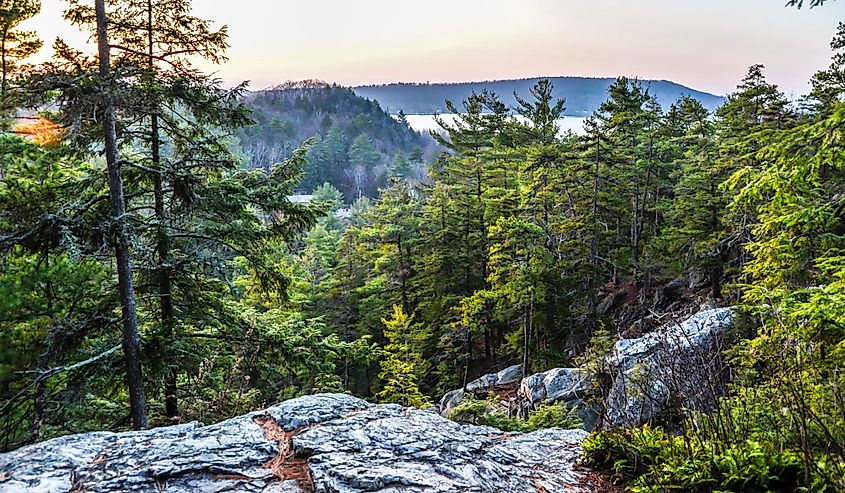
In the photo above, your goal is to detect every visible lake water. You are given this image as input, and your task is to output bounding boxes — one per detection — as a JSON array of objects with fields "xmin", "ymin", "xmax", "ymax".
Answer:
[{"xmin": 400, "ymin": 114, "xmax": 588, "ymax": 135}]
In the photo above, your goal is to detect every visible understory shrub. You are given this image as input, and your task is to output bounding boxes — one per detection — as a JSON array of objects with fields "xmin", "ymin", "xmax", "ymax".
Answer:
[
  {"xmin": 582, "ymin": 425, "xmax": 835, "ymax": 492},
  {"xmin": 448, "ymin": 396, "xmax": 582, "ymax": 432}
]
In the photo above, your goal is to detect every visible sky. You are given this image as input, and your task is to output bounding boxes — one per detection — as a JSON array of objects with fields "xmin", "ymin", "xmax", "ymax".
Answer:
[{"xmin": 26, "ymin": 0, "xmax": 845, "ymax": 97}]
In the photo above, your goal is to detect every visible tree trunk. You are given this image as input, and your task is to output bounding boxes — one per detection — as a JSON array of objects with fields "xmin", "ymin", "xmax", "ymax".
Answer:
[
  {"xmin": 145, "ymin": 0, "xmax": 178, "ymax": 420},
  {"xmin": 28, "ymin": 378, "xmax": 44, "ymax": 443},
  {"xmin": 397, "ymin": 237, "xmax": 409, "ymax": 314},
  {"xmin": 152, "ymin": 119, "xmax": 177, "ymax": 419},
  {"xmin": 1, "ymin": 33, "xmax": 7, "ymax": 98},
  {"xmin": 96, "ymin": 0, "xmax": 148, "ymax": 430},
  {"xmin": 522, "ymin": 302, "xmax": 532, "ymax": 379},
  {"xmin": 1, "ymin": 32, "xmax": 8, "ymax": 133},
  {"xmin": 588, "ymin": 140, "xmax": 601, "ymax": 323}
]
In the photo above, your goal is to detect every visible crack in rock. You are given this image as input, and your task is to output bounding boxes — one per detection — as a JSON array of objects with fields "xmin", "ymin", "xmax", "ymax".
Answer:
[{"xmin": 1, "ymin": 393, "xmax": 591, "ymax": 492}]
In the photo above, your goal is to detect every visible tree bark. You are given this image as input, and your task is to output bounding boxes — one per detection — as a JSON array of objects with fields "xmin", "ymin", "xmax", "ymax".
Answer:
[
  {"xmin": 145, "ymin": 0, "xmax": 178, "ymax": 420},
  {"xmin": 96, "ymin": 0, "xmax": 148, "ymax": 430},
  {"xmin": 28, "ymin": 378, "xmax": 44, "ymax": 443},
  {"xmin": 522, "ymin": 300, "xmax": 532, "ymax": 379},
  {"xmin": 152, "ymin": 117, "xmax": 177, "ymax": 419},
  {"xmin": 1, "ymin": 32, "xmax": 7, "ymax": 98}
]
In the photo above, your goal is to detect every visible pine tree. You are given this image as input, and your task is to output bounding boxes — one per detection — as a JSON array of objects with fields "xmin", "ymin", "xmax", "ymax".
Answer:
[
  {"xmin": 0, "ymin": 0, "xmax": 41, "ymax": 127},
  {"xmin": 348, "ymin": 133, "xmax": 380, "ymax": 197},
  {"xmin": 0, "ymin": 136, "xmax": 118, "ymax": 446},
  {"xmin": 388, "ymin": 151, "xmax": 412, "ymax": 180},
  {"xmin": 725, "ymin": 91, "xmax": 845, "ymax": 488},
  {"xmin": 513, "ymin": 79, "xmax": 566, "ymax": 146},
  {"xmin": 807, "ymin": 21, "xmax": 845, "ymax": 114},
  {"xmin": 376, "ymin": 305, "xmax": 428, "ymax": 407},
  {"xmin": 661, "ymin": 96, "xmax": 729, "ymax": 296},
  {"xmin": 95, "ymin": 0, "xmax": 148, "ymax": 429},
  {"xmin": 714, "ymin": 65, "xmax": 794, "ymax": 278},
  {"xmin": 483, "ymin": 216, "xmax": 552, "ymax": 378}
]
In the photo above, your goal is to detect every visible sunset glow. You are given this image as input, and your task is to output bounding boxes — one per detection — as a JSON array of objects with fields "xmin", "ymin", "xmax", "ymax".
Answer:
[{"xmin": 24, "ymin": 1, "xmax": 845, "ymax": 97}]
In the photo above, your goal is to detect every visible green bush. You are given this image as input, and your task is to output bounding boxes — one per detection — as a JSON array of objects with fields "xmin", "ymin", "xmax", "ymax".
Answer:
[
  {"xmin": 526, "ymin": 401, "xmax": 583, "ymax": 430},
  {"xmin": 448, "ymin": 396, "xmax": 583, "ymax": 432},
  {"xmin": 582, "ymin": 426, "xmax": 820, "ymax": 493},
  {"xmin": 448, "ymin": 396, "xmax": 529, "ymax": 432}
]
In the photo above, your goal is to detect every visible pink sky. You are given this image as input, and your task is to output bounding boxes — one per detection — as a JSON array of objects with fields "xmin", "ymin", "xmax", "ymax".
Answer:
[{"xmin": 28, "ymin": 0, "xmax": 845, "ymax": 97}]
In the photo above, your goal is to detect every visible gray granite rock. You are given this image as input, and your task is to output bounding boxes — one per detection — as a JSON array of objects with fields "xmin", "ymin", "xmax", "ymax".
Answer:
[
  {"xmin": 0, "ymin": 392, "xmax": 590, "ymax": 493},
  {"xmin": 519, "ymin": 367, "xmax": 591, "ymax": 409},
  {"xmin": 298, "ymin": 404, "xmax": 587, "ymax": 493},
  {"xmin": 507, "ymin": 307, "xmax": 735, "ymax": 430},
  {"xmin": 605, "ymin": 307, "xmax": 735, "ymax": 426},
  {"xmin": 437, "ymin": 364, "xmax": 522, "ymax": 416},
  {"xmin": 465, "ymin": 364, "xmax": 523, "ymax": 392},
  {"xmin": 437, "ymin": 388, "xmax": 465, "ymax": 416}
]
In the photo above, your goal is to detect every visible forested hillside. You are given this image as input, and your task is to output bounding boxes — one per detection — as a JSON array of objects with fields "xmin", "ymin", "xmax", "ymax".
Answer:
[
  {"xmin": 353, "ymin": 77, "xmax": 725, "ymax": 116},
  {"xmin": 1, "ymin": 0, "xmax": 844, "ymax": 491},
  {"xmin": 239, "ymin": 81, "xmax": 432, "ymax": 200}
]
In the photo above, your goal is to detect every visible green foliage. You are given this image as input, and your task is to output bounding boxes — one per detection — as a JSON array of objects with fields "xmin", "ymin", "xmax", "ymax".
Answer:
[
  {"xmin": 582, "ymin": 427, "xmax": 814, "ymax": 493},
  {"xmin": 6, "ymin": 11, "xmax": 845, "ymax": 493},
  {"xmin": 239, "ymin": 81, "xmax": 428, "ymax": 199},
  {"xmin": 376, "ymin": 305, "xmax": 428, "ymax": 407},
  {"xmin": 0, "ymin": 0, "xmax": 42, "ymax": 126},
  {"xmin": 448, "ymin": 396, "xmax": 582, "ymax": 432},
  {"xmin": 448, "ymin": 396, "xmax": 530, "ymax": 432},
  {"xmin": 526, "ymin": 401, "xmax": 583, "ymax": 430}
]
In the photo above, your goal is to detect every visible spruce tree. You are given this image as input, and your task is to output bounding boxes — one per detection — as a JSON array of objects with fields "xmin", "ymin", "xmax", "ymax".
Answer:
[
  {"xmin": 96, "ymin": 0, "xmax": 148, "ymax": 429},
  {"xmin": 376, "ymin": 305, "xmax": 428, "ymax": 407},
  {"xmin": 0, "ymin": 0, "xmax": 41, "ymax": 127}
]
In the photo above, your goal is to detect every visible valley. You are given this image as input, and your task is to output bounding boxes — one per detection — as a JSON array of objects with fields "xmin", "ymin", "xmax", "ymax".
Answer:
[{"xmin": 1, "ymin": 1, "xmax": 843, "ymax": 492}]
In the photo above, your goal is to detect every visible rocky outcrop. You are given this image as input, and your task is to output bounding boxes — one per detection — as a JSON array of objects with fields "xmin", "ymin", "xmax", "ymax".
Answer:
[
  {"xmin": 437, "ymin": 364, "xmax": 522, "ymax": 417},
  {"xmin": 1, "ymin": 393, "xmax": 590, "ymax": 493},
  {"xmin": 511, "ymin": 307, "xmax": 735, "ymax": 430},
  {"xmin": 605, "ymin": 306, "xmax": 735, "ymax": 426},
  {"xmin": 517, "ymin": 367, "xmax": 599, "ymax": 430},
  {"xmin": 519, "ymin": 367, "xmax": 591, "ymax": 409}
]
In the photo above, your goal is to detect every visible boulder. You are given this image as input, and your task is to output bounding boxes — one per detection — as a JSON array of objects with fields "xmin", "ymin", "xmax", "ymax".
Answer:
[
  {"xmin": 516, "ymin": 367, "xmax": 598, "ymax": 430},
  {"xmin": 437, "ymin": 388, "xmax": 466, "ymax": 416},
  {"xmin": 605, "ymin": 307, "xmax": 735, "ymax": 426},
  {"xmin": 437, "ymin": 364, "xmax": 522, "ymax": 416},
  {"xmin": 465, "ymin": 364, "xmax": 523, "ymax": 392},
  {"xmin": 0, "ymin": 393, "xmax": 591, "ymax": 493},
  {"xmin": 519, "ymin": 367, "xmax": 592, "ymax": 409},
  {"xmin": 508, "ymin": 307, "xmax": 735, "ymax": 430}
]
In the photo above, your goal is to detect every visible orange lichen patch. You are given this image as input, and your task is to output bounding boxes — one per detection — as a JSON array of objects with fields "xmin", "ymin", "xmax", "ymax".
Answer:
[
  {"xmin": 13, "ymin": 117, "xmax": 64, "ymax": 147},
  {"xmin": 253, "ymin": 415, "xmax": 315, "ymax": 492}
]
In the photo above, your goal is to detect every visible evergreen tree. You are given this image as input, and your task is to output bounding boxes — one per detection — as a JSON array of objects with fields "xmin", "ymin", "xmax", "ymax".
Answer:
[
  {"xmin": 348, "ymin": 133, "xmax": 380, "ymax": 197},
  {"xmin": 61, "ymin": 0, "xmax": 315, "ymax": 420},
  {"xmin": 94, "ymin": 0, "xmax": 148, "ymax": 429},
  {"xmin": 807, "ymin": 21, "xmax": 845, "ymax": 114},
  {"xmin": 388, "ymin": 151, "xmax": 412, "ymax": 180},
  {"xmin": 0, "ymin": 0, "xmax": 41, "ymax": 127},
  {"xmin": 0, "ymin": 136, "xmax": 118, "ymax": 446},
  {"xmin": 376, "ymin": 305, "xmax": 428, "ymax": 407},
  {"xmin": 724, "ymin": 91, "xmax": 845, "ymax": 489}
]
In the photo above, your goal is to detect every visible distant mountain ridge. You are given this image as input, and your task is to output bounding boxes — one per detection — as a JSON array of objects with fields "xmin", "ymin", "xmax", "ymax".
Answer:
[
  {"xmin": 238, "ymin": 80, "xmax": 431, "ymax": 199},
  {"xmin": 352, "ymin": 77, "xmax": 725, "ymax": 116}
]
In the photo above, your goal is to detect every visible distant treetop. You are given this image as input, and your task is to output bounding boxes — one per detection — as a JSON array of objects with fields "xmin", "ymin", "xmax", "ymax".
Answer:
[{"xmin": 786, "ymin": 0, "xmax": 833, "ymax": 7}]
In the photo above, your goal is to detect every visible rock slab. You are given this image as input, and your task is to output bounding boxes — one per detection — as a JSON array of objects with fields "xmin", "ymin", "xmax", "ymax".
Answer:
[
  {"xmin": 513, "ymin": 307, "xmax": 735, "ymax": 429},
  {"xmin": 0, "ymin": 393, "xmax": 589, "ymax": 493},
  {"xmin": 437, "ymin": 364, "xmax": 523, "ymax": 417},
  {"xmin": 605, "ymin": 307, "xmax": 735, "ymax": 426}
]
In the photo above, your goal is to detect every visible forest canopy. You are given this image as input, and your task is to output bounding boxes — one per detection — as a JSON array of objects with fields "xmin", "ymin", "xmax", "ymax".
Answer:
[{"xmin": 0, "ymin": 1, "xmax": 843, "ymax": 491}]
